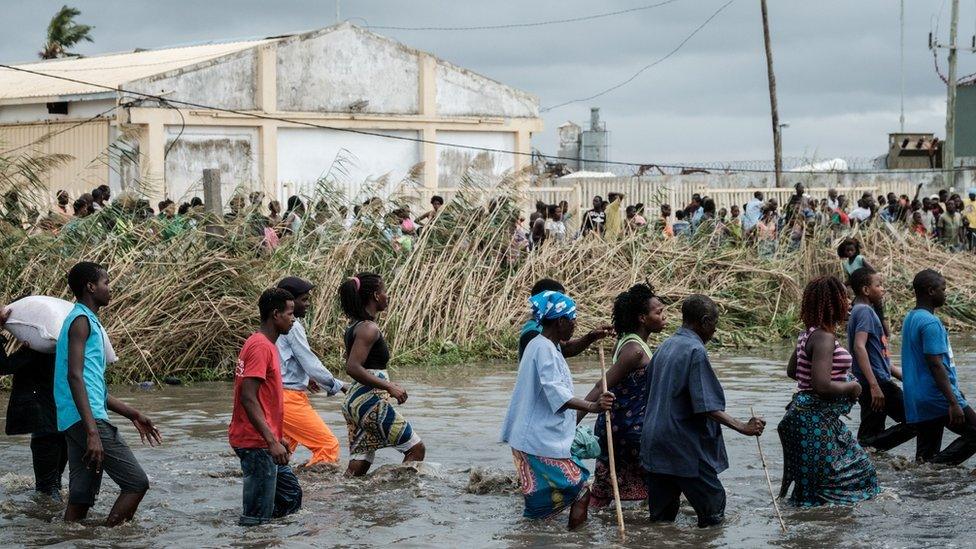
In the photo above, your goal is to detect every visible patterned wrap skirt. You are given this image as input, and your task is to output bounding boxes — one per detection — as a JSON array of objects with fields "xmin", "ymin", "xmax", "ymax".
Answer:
[
  {"xmin": 341, "ymin": 370, "xmax": 418, "ymax": 459},
  {"xmin": 778, "ymin": 391, "xmax": 880, "ymax": 507},
  {"xmin": 512, "ymin": 449, "xmax": 590, "ymax": 519}
]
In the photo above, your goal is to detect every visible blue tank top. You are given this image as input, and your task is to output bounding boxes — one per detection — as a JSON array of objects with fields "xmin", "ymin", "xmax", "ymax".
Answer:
[{"xmin": 54, "ymin": 303, "xmax": 108, "ymax": 431}]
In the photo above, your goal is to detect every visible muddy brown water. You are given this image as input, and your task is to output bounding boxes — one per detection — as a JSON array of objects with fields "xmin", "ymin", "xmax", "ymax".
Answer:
[{"xmin": 1, "ymin": 339, "xmax": 975, "ymax": 548}]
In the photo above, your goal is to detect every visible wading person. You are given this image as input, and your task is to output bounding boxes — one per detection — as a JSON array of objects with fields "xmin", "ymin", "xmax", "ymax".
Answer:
[
  {"xmin": 500, "ymin": 290, "xmax": 614, "ymax": 528},
  {"xmin": 640, "ymin": 295, "xmax": 765, "ymax": 528},
  {"xmin": 837, "ymin": 238, "xmax": 874, "ymax": 282},
  {"xmin": 518, "ymin": 278, "xmax": 612, "ymax": 360},
  {"xmin": 275, "ymin": 277, "xmax": 346, "ymax": 467},
  {"xmin": 847, "ymin": 268, "xmax": 914, "ymax": 451},
  {"xmin": 779, "ymin": 276, "xmax": 879, "ymax": 507},
  {"xmin": 902, "ymin": 270, "xmax": 976, "ymax": 464},
  {"xmin": 0, "ymin": 309, "xmax": 66, "ymax": 500},
  {"xmin": 580, "ymin": 283, "xmax": 666, "ymax": 508},
  {"xmin": 55, "ymin": 262, "xmax": 160, "ymax": 526},
  {"xmin": 229, "ymin": 288, "xmax": 302, "ymax": 526},
  {"xmin": 339, "ymin": 273, "xmax": 424, "ymax": 476}
]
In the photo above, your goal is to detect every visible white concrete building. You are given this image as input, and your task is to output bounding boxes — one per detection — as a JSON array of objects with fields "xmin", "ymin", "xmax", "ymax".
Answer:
[{"xmin": 0, "ymin": 23, "xmax": 542, "ymax": 206}]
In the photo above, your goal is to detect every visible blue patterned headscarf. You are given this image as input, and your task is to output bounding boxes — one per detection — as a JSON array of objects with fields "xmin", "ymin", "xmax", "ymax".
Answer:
[{"xmin": 529, "ymin": 291, "xmax": 577, "ymax": 323}]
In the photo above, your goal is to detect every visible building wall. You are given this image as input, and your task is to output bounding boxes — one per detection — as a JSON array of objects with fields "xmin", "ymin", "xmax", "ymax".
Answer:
[
  {"xmin": 125, "ymin": 50, "xmax": 259, "ymax": 111},
  {"xmin": 435, "ymin": 64, "xmax": 538, "ymax": 118},
  {"xmin": 163, "ymin": 126, "xmax": 259, "ymax": 204},
  {"xmin": 0, "ymin": 98, "xmax": 117, "ymax": 124},
  {"xmin": 436, "ymin": 131, "xmax": 516, "ymax": 187},
  {"xmin": 276, "ymin": 27, "xmax": 420, "ymax": 114},
  {"xmin": 276, "ymin": 127, "xmax": 421, "ymax": 203}
]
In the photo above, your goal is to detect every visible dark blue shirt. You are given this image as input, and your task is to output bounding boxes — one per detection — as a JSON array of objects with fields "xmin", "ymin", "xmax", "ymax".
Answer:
[
  {"xmin": 847, "ymin": 303, "xmax": 892, "ymax": 385},
  {"xmin": 640, "ymin": 327, "xmax": 728, "ymax": 477}
]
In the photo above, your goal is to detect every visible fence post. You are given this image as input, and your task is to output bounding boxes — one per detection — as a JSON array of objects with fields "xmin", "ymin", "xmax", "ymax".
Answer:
[{"xmin": 202, "ymin": 169, "xmax": 223, "ymax": 217}]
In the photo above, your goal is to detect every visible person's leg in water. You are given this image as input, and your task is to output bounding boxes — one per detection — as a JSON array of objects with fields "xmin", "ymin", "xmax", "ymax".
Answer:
[
  {"xmin": 676, "ymin": 463, "xmax": 726, "ymax": 528},
  {"xmin": 399, "ymin": 435, "xmax": 425, "ymax": 463},
  {"xmin": 281, "ymin": 390, "xmax": 341, "ymax": 466},
  {"xmin": 857, "ymin": 380, "xmax": 915, "ymax": 451},
  {"xmin": 929, "ymin": 406, "xmax": 976, "ymax": 465},
  {"xmin": 272, "ymin": 464, "xmax": 302, "ymax": 518},
  {"xmin": 98, "ymin": 422, "xmax": 150, "ymax": 526},
  {"xmin": 568, "ymin": 487, "xmax": 591, "ymax": 529},
  {"xmin": 645, "ymin": 472, "xmax": 682, "ymax": 523},
  {"xmin": 346, "ymin": 456, "xmax": 373, "ymax": 477},
  {"xmin": 30, "ymin": 432, "xmax": 67, "ymax": 500}
]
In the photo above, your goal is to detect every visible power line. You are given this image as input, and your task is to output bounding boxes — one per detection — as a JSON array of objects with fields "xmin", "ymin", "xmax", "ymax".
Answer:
[
  {"xmin": 1, "ymin": 62, "xmax": 974, "ymax": 175},
  {"xmin": 541, "ymin": 0, "xmax": 736, "ymax": 112},
  {"xmin": 368, "ymin": 0, "xmax": 683, "ymax": 31},
  {"xmin": 1, "ymin": 104, "xmax": 119, "ymax": 155}
]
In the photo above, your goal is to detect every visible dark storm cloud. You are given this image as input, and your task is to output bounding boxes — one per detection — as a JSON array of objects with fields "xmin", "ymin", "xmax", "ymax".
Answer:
[{"xmin": 3, "ymin": 0, "xmax": 970, "ymax": 164}]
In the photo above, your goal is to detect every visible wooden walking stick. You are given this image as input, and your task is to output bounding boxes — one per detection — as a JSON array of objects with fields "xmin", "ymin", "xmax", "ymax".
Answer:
[
  {"xmin": 750, "ymin": 406, "xmax": 787, "ymax": 533},
  {"xmin": 598, "ymin": 345, "xmax": 626, "ymax": 540}
]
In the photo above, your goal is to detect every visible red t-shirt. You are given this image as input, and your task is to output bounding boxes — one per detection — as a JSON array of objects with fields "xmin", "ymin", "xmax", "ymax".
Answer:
[{"xmin": 228, "ymin": 332, "xmax": 284, "ymax": 449}]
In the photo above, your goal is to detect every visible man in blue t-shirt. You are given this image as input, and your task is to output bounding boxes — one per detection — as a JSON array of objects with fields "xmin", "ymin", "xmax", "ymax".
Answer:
[
  {"xmin": 901, "ymin": 269, "xmax": 976, "ymax": 465},
  {"xmin": 847, "ymin": 268, "xmax": 915, "ymax": 451}
]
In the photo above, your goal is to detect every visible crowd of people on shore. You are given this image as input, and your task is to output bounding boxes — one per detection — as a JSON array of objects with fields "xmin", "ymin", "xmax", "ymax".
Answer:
[{"xmin": 528, "ymin": 183, "xmax": 976, "ymax": 255}]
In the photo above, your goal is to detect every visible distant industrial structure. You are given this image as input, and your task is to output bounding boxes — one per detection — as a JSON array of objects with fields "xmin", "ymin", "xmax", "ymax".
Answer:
[
  {"xmin": 887, "ymin": 132, "xmax": 942, "ymax": 170},
  {"xmin": 555, "ymin": 107, "xmax": 610, "ymax": 172}
]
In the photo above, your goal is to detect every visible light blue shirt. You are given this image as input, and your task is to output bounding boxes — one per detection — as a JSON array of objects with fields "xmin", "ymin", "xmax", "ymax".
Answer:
[
  {"xmin": 743, "ymin": 198, "xmax": 763, "ymax": 230},
  {"xmin": 276, "ymin": 319, "xmax": 344, "ymax": 394},
  {"xmin": 901, "ymin": 309, "xmax": 967, "ymax": 423},
  {"xmin": 500, "ymin": 334, "xmax": 576, "ymax": 458},
  {"xmin": 54, "ymin": 303, "xmax": 108, "ymax": 431}
]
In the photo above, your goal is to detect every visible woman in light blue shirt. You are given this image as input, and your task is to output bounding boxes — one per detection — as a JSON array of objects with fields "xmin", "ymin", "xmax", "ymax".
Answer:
[{"xmin": 500, "ymin": 291, "xmax": 613, "ymax": 529}]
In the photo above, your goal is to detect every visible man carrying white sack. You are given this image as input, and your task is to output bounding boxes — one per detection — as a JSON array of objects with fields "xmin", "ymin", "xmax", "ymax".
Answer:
[{"xmin": 0, "ymin": 305, "xmax": 67, "ymax": 500}]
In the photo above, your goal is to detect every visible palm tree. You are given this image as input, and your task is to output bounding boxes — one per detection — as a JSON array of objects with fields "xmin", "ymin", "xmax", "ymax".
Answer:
[{"xmin": 39, "ymin": 5, "xmax": 93, "ymax": 59}]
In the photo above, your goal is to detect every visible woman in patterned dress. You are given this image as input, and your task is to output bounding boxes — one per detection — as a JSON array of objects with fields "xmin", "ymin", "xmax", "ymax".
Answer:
[
  {"xmin": 581, "ymin": 283, "xmax": 666, "ymax": 507},
  {"xmin": 779, "ymin": 276, "xmax": 880, "ymax": 507}
]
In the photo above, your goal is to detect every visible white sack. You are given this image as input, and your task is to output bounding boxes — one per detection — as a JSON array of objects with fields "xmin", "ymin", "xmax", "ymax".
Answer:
[{"xmin": 2, "ymin": 296, "xmax": 118, "ymax": 363}]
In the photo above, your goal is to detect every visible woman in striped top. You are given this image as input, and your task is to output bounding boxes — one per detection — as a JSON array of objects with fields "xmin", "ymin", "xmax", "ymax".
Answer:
[{"xmin": 778, "ymin": 276, "xmax": 880, "ymax": 507}]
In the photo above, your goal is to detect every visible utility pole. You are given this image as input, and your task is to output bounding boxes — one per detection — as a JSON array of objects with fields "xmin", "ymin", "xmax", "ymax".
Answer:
[
  {"xmin": 760, "ymin": 0, "xmax": 782, "ymax": 188},
  {"xmin": 945, "ymin": 0, "xmax": 960, "ymax": 186},
  {"xmin": 900, "ymin": 0, "xmax": 905, "ymax": 132}
]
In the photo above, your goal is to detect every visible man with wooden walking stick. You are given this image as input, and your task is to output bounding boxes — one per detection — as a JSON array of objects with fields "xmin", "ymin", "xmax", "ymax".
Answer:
[{"xmin": 639, "ymin": 295, "xmax": 765, "ymax": 528}]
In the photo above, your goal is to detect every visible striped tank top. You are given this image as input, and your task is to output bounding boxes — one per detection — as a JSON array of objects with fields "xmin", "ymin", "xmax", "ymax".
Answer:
[{"xmin": 795, "ymin": 327, "xmax": 852, "ymax": 391}]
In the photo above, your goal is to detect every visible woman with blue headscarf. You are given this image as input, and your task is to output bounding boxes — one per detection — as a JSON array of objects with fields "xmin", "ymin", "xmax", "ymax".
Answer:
[{"xmin": 500, "ymin": 291, "xmax": 615, "ymax": 529}]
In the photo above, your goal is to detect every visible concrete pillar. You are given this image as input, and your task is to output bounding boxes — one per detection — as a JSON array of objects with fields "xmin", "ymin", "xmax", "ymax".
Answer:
[
  {"xmin": 259, "ymin": 123, "xmax": 278, "ymax": 202},
  {"xmin": 256, "ymin": 44, "xmax": 279, "ymax": 201},
  {"xmin": 256, "ymin": 44, "xmax": 277, "ymax": 113},
  {"xmin": 418, "ymin": 54, "xmax": 436, "ymax": 116},
  {"xmin": 422, "ymin": 126, "xmax": 438, "ymax": 193},
  {"xmin": 139, "ymin": 122, "xmax": 166, "ymax": 204},
  {"xmin": 514, "ymin": 130, "xmax": 530, "ymax": 171}
]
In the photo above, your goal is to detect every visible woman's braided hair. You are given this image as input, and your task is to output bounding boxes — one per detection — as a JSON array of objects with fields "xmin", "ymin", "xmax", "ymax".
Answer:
[{"xmin": 800, "ymin": 275, "xmax": 849, "ymax": 329}]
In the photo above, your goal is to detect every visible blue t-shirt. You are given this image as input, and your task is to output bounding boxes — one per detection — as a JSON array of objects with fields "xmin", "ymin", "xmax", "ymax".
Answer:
[
  {"xmin": 54, "ymin": 303, "xmax": 109, "ymax": 431},
  {"xmin": 640, "ymin": 327, "xmax": 728, "ymax": 477},
  {"xmin": 901, "ymin": 309, "xmax": 967, "ymax": 423},
  {"xmin": 847, "ymin": 303, "xmax": 891, "ymax": 385}
]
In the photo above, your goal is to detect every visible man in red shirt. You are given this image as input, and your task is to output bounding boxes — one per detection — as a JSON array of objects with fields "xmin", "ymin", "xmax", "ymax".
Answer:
[{"xmin": 228, "ymin": 288, "xmax": 301, "ymax": 526}]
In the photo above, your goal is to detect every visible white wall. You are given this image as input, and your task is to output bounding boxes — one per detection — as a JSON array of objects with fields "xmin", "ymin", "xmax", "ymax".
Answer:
[
  {"xmin": 436, "ymin": 64, "xmax": 538, "ymax": 118},
  {"xmin": 437, "ymin": 130, "xmax": 516, "ymax": 187},
  {"xmin": 163, "ymin": 125, "xmax": 259, "ymax": 204},
  {"xmin": 277, "ymin": 127, "xmax": 420, "ymax": 203}
]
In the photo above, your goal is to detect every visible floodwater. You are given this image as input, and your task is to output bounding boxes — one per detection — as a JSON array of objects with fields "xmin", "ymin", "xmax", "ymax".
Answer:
[{"xmin": 1, "ymin": 339, "xmax": 975, "ymax": 548}]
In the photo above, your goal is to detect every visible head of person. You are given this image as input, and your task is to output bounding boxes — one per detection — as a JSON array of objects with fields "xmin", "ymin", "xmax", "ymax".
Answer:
[
  {"xmin": 530, "ymin": 278, "xmax": 565, "ymax": 297},
  {"xmin": 229, "ymin": 194, "xmax": 246, "ymax": 214},
  {"xmin": 660, "ymin": 203, "xmax": 671, "ymax": 218},
  {"xmin": 838, "ymin": 195, "xmax": 848, "ymax": 209},
  {"xmin": 690, "ymin": 195, "xmax": 702, "ymax": 208},
  {"xmin": 913, "ymin": 269, "xmax": 946, "ymax": 308},
  {"xmin": 72, "ymin": 198, "xmax": 89, "ymax": 217},
  {"xmin": 886, "ymin": 192, "xmax": 897, "ymax": 204},
  {"xmin": 625, "ymin": 205, "xmax": 636, "ymax": 219},
  {"xmin": 259, "ymin": 287, "xmax": 295, "ymax": 335},
  {"xmin": 828, "ymin": 188, "xmax": 838, "ymax": 200},
  {"xmin": 794, "ymin": 182, "xmax": 805, "ymax": 196},
  {"xmin": 718, "ymin": 207, "xmax": 727, "ymax": 220},
  {"xmin": 549, "ymin": 204, "xmax": 563, "ymax": 221},
  {"xmin": 912, "ymin": 210, "xmax": 923, "ymax": 224},
  {"xmin": 431, "ymin": 195, "xmax": 444, "ymax": 211},
  {"xmin": 67, "ymin": 261, "xmax": 110, "ymax": 307},
  {"xmin": 592, "ymin": 195, "xmax": 603, "ymax": 210},
  {"xmin": 910, "ymin": 199, "xmax": 922, "ymax": 212},
  {"xmin": 91, "ymin": 187, "xmax": 104, "ymax": 204},
  {"xmin": 969, "ymin": 190, "xmax": 976, "ymax": 201},
  {"xmin": 286, "ymin": 195, "xmax": 305, "ymax": 215},
  {"xmin": 850, "ymin": 267, "xmax": 884, "ymax": 306},
  {"xmin": 939, "ymin": 189, "xmax": 949, "ymax": 202},
  {"xmin": 157, "ymin": 199, "xmax": 170, "ymax": 213},
  {"xmin": 56, "ymin": 189, "xmax": 70, "ymax": 207},
  {"xmin": 178, "ymin": 202, "xmax": 191, "ymax": 216},
  {"xmin": 702, "ymin": 197, "xmax": 716, "ymax": 215},
  {"xmin": 530, "ymin": 290, "xmax": 577, "ymax": 341},
  {"xmin": 681, "ymin": 294, "xmax": 719, "ymax": 343},
  {"xmin": 190, "ymin": 196, "xmax": 204, "ymax": 208},
  {"xmin": 754, "ymin": 191, "xmax": 764, "ymax": 201},
  {"xmin": 338, "ymin": 272, "xmax": 387, "ymax": 321},
  {"xmin": 730, "ymin": 204, "xmax": 740, "ymax": 218},
  {"xmin": 857, "ymin": 197, "xmax": 870, "ymax": 210},
  {"xmin": 98, "ymin": 185, "xmax": 111, "ymax": 203},
  {"xmin": 613, "ymin": 283, "xmax": 666, "ymax": 336},
  {"xmin": 559, "ymin": 200, "xmax": 569, "ymax": 214},
  {"xmin": 249, "ymin": 191, "xmax": 263, "ymax": 206},
  {"xmin": 277, "ymin": 276, "xmax": 314, "ymax": 318},
  {"xmin": 946, "ymin": 200, "xmax": 957, "ymax": 214},
  {"xmin": 800, "ymin": 276, "xmax": 848, "ymax": 330},
  {"xmin": 675, "ymin": 209, "xmax": 686, "ymax": 221},
  {"xmin": 922, "ymin": 197, "xmax": 932, "ymax": 210},
  {"xmin": 836, "ymin": 237, "xmax": 860, "ymax": 259},
  {"xmin": 761, "ymin": 205, "xmax": 775, "ymax": 221},
  {"xmin": 534, "ymin": 200, "xmax": 547, "ymax": 215}
]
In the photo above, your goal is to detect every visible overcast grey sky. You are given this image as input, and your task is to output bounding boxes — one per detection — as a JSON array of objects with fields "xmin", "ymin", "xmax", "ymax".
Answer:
[{"xmin": 4, "ymin": 1, "xmax": 974, "ymax": 166}]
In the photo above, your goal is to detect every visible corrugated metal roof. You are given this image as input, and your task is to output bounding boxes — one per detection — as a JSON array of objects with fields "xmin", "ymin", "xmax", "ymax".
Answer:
[{"xmin": 0, "ymin": 40, "xmax": 272, "ymax": 101}]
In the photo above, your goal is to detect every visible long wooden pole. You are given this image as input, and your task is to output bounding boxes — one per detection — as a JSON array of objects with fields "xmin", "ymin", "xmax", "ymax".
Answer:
[
  {"xmin": 598, "ymin": 346, "xmax": 625, "ymax": 540},
  {"xmin": 750, "ymin": 406, "xmax": 787, "ymax": 533},
  {"xmin": 945, "ymin": 0, "xmax": 960, "ymax": 185},
  {"xmin": 760, "ymin": 0, "xmax": 782, "ymax": 188}
]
